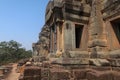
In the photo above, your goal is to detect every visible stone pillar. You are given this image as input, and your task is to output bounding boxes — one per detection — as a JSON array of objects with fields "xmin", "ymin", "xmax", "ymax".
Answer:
[
  {"xmin": 56, "ymin": 24, "xmax": 60, "ymax": 53},
  {"xmin": 88, "ymin": 0, "xmax": 107, "ymax": 58},
  {"xmin": 54, "ymin": 24, "xmax": 57, "ymax": 53},
  {"xmin": 71, "ymin": 22, "xmax": 76, "ymax": 50},
  {"xmin": 63, "ymin": 21, "xmax": 73, "ymax": 51},
  {"xmin": 50, "ymin": 27, "xmax": 53, "ymax": 53},
  {"xmin": 56, "ymin": 22, "xmax": 63, "ymax": 55},
  {"xmin": 50, "ymin": 26, "xmax": 56, "ymax": 53}
]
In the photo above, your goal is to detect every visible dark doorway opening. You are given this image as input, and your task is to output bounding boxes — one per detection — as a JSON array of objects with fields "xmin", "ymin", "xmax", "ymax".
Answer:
[
  {"xmin": 75, "ymin": 24, "xmax": 83, "ymax": 48},
  {"xmin": 111, "ymin": 19, "xmax": 120, "ymax": 44}
]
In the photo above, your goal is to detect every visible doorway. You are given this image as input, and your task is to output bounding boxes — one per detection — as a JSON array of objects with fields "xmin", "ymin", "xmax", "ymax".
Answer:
[{"xmin": 75, "ymin": 24, "xmax": 84, "ymax": 48}]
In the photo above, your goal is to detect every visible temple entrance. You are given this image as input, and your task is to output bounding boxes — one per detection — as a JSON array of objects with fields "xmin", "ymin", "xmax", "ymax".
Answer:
[
  {"xmin": 75, "ymin": 24, "xmax": 83, "ymax": 48},
  {"xmin": 111, "ymin": 19, "xmax": 120, "ymax": 44}
]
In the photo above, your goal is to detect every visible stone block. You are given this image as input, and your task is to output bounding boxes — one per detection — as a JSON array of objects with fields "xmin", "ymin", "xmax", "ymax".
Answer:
[
  {"xmin": 41, "ymin": 68, "xmax": 49, "ymax": 78},
  {"xmin": 73, "ymin": 69, "xmax": 87, "ymax": 79},
  {"xmin": 97, "ymin": 72, "xmax": 113, "ymax": 80},
  {"xmin": 86, "ymin": 70, "xmax": 113, "ymax": 80},
  {"xmin": 90, "ymin": 66, "xmax": 111, "ymax": 71},
  {"xmin": 109, "ymin": 50, "xmax": 120, "ymax": 58},
  {"xmin": 88, "ymin": 39, "xmax": 107, "ymax": 48},
  {"xmin": 50, "ymin": 68, "xmax": 70, "ymax": 80},
  {"xmin": 84, "ymin": 4, "xmax": 91, "ymax": 13},
  {"xmin": 56, "ymin": 58, "xmax": 89, "ymax": 65},
  {"xmin": 51, "ymin": 58, "xmax": 89, "ymax": 65},
  {"xmin": 86, "ymin": 70, "xmax": 101, "ymax": 80},
  {"xmin": 19, "ymin": 75, "xmax": 24, "ymax": 80},
  {"xmin": 89, "ymin": 59, "xmax": 110, "ymax": 67},
  {"xmin": 41, "ymin": 77, "xmax": 49, "ymax": 80},
  {"xmin": 24, "ymin": 66, "xmax": 41, "ymax": 76},
  {"xmin": 19, "ymin": 78, "xmax": 24, "ymax": 80},
  {"xmin": 112, "ymin": 67, "xmax": 120, "ymax": 72},
  {"xmin": 108, "ymin": 59, "xmax": 120, "ymax": 67},
  {"xmin": 113, "ymin": 72, "xmax": 120, "ymax": 80},
  {"xmin": 69, "ymin": 51, "xmax": 89, "ymax": 58},
  {"xmin": 97, "ymin": 52, "xmax": 109, "ymax": 58},
  {"xmin": 76, "ymin": 79, "xmax": 88, "ymax": 80},
  {"xmin": 23, "ymin": 75, "xmax": 41, "ymax": 80},
  {"xmin": 77, "ymin": 79, "xmax": 88, "ymax": 80},
  {"xmin": 42, "ymin": 61, "xmax": 50, "ymax": 68}
]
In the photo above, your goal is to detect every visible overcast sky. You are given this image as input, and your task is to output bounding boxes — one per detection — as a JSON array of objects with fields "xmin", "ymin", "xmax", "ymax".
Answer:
[{"xmin": 0, "ymin": 0, "xmax": 49, "ymax": 50}]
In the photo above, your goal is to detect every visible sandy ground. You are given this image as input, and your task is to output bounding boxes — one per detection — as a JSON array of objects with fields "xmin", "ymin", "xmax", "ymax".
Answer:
[{"xmin": 5, "ymin": 64, "xmax": 20, "ymax": 80}]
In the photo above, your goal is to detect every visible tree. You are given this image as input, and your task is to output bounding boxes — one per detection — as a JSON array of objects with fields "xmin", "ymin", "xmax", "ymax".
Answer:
[
  {"xmin": 8, "ymin": 40, "xmax": 22, "ymax": 50},
  {"xmin": 0, "ymin": 40, "xmax": 32, "ymax": 65}
]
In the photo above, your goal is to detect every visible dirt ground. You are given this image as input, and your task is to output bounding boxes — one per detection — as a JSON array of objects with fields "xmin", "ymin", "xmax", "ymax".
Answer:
[{"xmin": 5, "ymin": 64, "xmax": 20, "ymax": 80}]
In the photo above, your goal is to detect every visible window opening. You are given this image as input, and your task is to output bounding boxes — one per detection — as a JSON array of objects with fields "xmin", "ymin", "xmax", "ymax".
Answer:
[{"xmin": 111, "ymin": 19, "xmax": 120, "ymax": 44}]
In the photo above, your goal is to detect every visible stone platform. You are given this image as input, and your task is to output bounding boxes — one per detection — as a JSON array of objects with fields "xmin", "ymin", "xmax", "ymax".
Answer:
[{"xmin": 19, "ymin": 59, "xmax": 120, "ymax": 80}]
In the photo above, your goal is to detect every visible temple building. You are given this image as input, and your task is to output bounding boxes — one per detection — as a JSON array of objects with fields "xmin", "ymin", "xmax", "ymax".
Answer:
[
  {"xmin": 33, "ymin": 0, "xmax": 120, "ymax": 62},
  {"xmin": 30, "ymin": 0, "xmax": 120, "ymax": 79}
]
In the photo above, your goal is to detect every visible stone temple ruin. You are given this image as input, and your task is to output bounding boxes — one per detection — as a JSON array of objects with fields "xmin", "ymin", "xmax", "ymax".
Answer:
[{"xmin": 22, "ymin": 0, "xmax": 120, "ymax": 80}]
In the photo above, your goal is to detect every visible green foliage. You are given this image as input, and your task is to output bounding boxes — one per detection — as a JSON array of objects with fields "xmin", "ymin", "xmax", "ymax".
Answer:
[{"xmin": 0, "ymin": 40, "xmax": 32, "ymax": 65}]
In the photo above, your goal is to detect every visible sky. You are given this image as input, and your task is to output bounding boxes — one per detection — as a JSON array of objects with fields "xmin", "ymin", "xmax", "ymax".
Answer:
[{"xmin": 0, "ymin": 0, "xmax": 49, "ymax": 50}]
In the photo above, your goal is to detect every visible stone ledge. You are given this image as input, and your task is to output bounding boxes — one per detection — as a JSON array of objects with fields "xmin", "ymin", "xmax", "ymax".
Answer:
[
  {"xmin": 51, "ymin": 58, "xmax": 89, "ymax": 65},
  {"xmin": 69, "ymin": 51, "xmax": 89, "ymax": 58}
]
